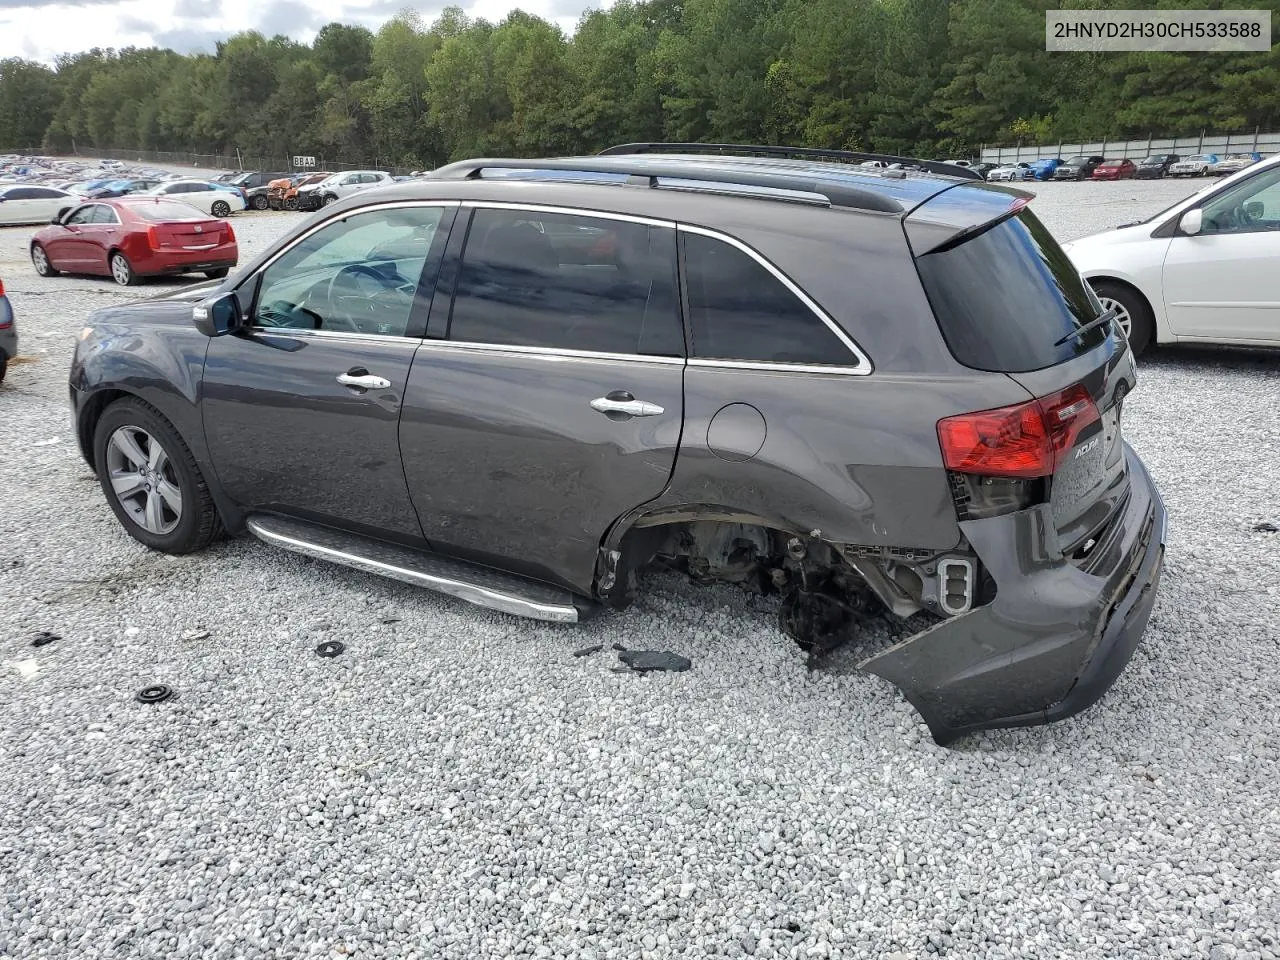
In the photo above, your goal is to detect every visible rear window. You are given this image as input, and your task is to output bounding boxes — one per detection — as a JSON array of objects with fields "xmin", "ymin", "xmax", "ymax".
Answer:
[
  {"xmin": 914, "ymin": 209, "xmax": 1108, "ymax": 373},
  {"xmin": 128, "ymin": 200, "xmax": 208, "ymax": 221}
]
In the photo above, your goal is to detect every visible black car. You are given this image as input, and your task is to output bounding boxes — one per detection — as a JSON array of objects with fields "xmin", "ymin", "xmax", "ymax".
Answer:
[
  {"xmin": 1134, "ymin": 154, "xmax": 1180, "ymax": 179},
  {"xmin": 68, "ymin": 142, "xmax": 1165, "ymax": 745},
  {"xmin": 1053, "ymin": 155, "xmax": 1106, "ymax": 180}
]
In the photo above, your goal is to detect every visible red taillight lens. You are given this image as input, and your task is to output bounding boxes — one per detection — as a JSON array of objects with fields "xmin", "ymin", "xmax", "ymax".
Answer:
[
  {"xmin": 0, "ymin": 276, "xmax": 5, "ymax": 297},
  {"xmin": 938, "ymin": 384, "xmax": 1100, "ymax": 478},
  {"xmin": 1039, "ymin": 383, "xmax": 1101, "ymax": 467},
  {"xmin": 223, "ymin": 222, "xmax": 236, "ymax": 243},
  {"xmin": 146, "ymin": 225, "xmax": 159, "ymax": 249},
  {"xmin": 938, "ymin": 400, "xmax": 1053, "ymax": 478}
]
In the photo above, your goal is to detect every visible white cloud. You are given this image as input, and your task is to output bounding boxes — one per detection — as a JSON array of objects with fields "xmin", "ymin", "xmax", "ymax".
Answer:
[{"xmin": 0, "ymin": 0, "xmax": 604, "ymax": 62}]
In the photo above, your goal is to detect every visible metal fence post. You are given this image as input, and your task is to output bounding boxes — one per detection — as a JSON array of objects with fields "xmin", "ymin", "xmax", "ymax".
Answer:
[{"xmin": 1198, "ymin": 129, "xmax": 1204, "ymax": 153}]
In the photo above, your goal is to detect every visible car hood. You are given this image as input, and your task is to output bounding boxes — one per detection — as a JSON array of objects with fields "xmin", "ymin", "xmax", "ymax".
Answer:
[{"xmin": 82, "ymin": 282, "xmax": 221, "ymax": 337}]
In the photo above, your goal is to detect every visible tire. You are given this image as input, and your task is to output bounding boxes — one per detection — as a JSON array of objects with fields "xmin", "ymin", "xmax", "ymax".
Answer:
[
  {"xmin": 321, "ymin": 193, "xmax": 338, "ymax": 207},
  {"xmin": 284, "ymin": 197, "xmax": 298, "ymax": 211},
  {"xmin": 0, "ymin": 353, "xmax": 7, "ymax": 384},
  {"xmin": 1092, "ymin": 280, "xmax": 1155, "ymax": 357},
  {"xmin": 93, "ymin": 397, "xmax": 221, "ymax": 554},
  {"xmin": 31, "ymin": 243, "xmax": 58, "ymax": 277},
  {"xmin": 109, "ymin": 251, "xmax": 138, "ymax": 286},
  {"xmin": 251, "ymin": 195, "xmax": 269, "ymax": 211},
  {"xmin": 205, "ymin": 268, "xmax": 230, "ymax": 280},
  {"xmin": 211, "ymin": 199, "xmax": 232, "ymax": 217}
]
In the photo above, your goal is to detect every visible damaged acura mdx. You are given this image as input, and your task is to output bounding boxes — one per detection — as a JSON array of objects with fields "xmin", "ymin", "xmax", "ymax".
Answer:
[{"xmin": 69, "ymin": 143, "xmax": 1166, "ymax": 744}]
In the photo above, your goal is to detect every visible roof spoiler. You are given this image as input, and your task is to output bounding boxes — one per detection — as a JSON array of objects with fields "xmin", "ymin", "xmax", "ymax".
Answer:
[
  {"xmin": 903, "ymin": 183, "xmax": 1036, "ymax": 256},
  {"xmin": 599, "ymin": 143, "xmax": 984, "ymax": 182}
]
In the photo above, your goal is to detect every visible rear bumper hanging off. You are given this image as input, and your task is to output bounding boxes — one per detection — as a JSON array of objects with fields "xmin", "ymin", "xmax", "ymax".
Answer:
[{"xmin": 859, "ymin": 445, "xmax": 1167, "ymax": 745}]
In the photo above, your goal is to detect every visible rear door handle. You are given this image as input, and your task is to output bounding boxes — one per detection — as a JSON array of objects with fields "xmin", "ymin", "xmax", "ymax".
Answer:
[
  {"xmin": 590, "ymin": 395, "xmax": 664, "ymax": 418},
  {"xmin": 337, "ymin": 370, "xmax": 391, "ymax": 390}
]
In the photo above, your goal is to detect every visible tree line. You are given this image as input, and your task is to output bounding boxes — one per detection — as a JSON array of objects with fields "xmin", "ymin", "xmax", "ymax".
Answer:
[{"xmin": 2, "ymin": 0, "xmax": 1279, "ymax": 170}]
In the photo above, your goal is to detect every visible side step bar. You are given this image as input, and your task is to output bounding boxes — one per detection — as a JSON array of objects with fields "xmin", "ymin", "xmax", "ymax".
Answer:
[{"xmin": 246, "ymin": 515, "xmax": 587, "ymax": 624}]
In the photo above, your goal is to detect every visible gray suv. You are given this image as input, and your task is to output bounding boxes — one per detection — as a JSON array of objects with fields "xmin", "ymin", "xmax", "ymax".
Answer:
[{"xmin": 69, "ymin": 144, "xmax": 1166, "ymax": 744}]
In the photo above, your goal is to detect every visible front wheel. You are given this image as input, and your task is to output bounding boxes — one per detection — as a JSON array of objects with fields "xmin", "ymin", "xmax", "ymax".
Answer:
[
  {"xmin": 93, "ymin": 398, "xmax": 221, "ymax": 554},
  {"xmin": 284, "ymin": 196, "xmax": 298, "ymax": 211},
  {"xmin": 251, "ymin": 195, "xmax": 269, "ymax": 210},
  {"xmin": 321, "ymin": 193, "xmax": 338, "ymax": 207},
  {"xmin": 31, "ymin": 243, "xmax": 58, "ymax": 277},
  {"xmin": 1093, "ymin": 280, "xmax": 1154, "ymax": 357},
  {"xmin": 211, "ymin": 200, "xmax": 231, "ymax": 217},
  {"xmin": 109, "ymin": 251, "xmax": 137, "ymax": 286},
  {"xmin": 205, "ymin": 268, "xmax": 230, "ymax": 280}
]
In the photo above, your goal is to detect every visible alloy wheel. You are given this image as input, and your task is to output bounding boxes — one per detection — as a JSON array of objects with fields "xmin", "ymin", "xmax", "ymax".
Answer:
[
  {"xmin": 110, "ymin": 254, "xmax": 132, "ymax": 285},
  {"xmin": 105, "ymin": 425, "xmax": 182, "ymax": 535},
  {"xmin": 1097, "ymin": 295, "xmax": 1133, "ymax": 341},
  {"xmin": 31, "ymin": 245, "xmax": 50, "ymax": 275}
]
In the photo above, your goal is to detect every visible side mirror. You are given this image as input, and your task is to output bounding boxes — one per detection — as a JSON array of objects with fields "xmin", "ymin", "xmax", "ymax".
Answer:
[
  {"xmin": 192, "ymin": 292, "xmax": 244, "ymax": 337},
  {"xmin": 1179, "ymin": 208, "xmax": 1203, "ymax": 236}
]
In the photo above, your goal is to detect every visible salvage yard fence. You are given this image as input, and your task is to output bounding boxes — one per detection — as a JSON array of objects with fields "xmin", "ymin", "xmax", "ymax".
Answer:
[
  {"xmin": 2, "ymin": 145, "xmax": 426, "ymax": 177},
  {"xmin": 981, "ymin": 129, "xmax": 1280, "ymax": 163}
]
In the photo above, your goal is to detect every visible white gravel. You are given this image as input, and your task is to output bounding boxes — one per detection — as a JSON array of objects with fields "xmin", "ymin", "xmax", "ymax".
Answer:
[{"xmin": 3, "ymin": 180, "xmax": 1280, "ymax": 960}]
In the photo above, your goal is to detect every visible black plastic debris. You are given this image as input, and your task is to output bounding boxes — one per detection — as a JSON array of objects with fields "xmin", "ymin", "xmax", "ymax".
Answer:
[
  {"xmin": 380, "ymin": 617, "xmax": 401, "ymax": 625},
  {"xmin": 180, "ymin": 629, "xmax": 210, "ymax": 642},
  {"xmin": 315, "ymin": 640, "xmax": 345, "ymax": 659},
  {"xmin": 31, "ymin": 631, "xmax": 59, "ymax": 648},
  {"xmin": 136, "ymin": 684, "xmax": 175, "ymax": 704},
  {"xmin": 1254, "ymin": 521, "xmax": 1279, "ymax": 533},
  {"xmin": 573, "ymin": 644, "xmax": 604, "ymax": 658},
  {"xmin": 615, "ymin": 647, "xmax": 692, "ymax": 673}
]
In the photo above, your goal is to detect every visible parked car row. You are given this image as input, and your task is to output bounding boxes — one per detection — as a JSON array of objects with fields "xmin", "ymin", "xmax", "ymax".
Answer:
[
  {"xmin": 948, "ymin": 152, "xmax": 1269, "ymax": 182},
  {"xmin": 2, "ymin": 154, "xmax": 408, "ymax": 224}
]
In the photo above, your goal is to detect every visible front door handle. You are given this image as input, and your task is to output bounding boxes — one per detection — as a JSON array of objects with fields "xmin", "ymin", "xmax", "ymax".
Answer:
[
  {"xmin": 337, "ymin": 370, "xmax": 391, "ymax": 390},
  {"xmin": 590, "ymin": 394, "xmax": 665, "ymax": 418}
]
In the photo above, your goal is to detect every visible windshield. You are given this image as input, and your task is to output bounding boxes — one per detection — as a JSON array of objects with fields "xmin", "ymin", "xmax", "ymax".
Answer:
[
  {"xmin": 914, "ymin": 208, "xmax": 1109, "ymax": 373},
  {"xmin": 1064, "ymin": 156, "xmax": 1087, "ymax": 165}
]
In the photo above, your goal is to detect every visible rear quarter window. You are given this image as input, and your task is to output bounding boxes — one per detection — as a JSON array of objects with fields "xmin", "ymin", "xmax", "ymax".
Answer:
[{"xmin": 914, "ymin": 209, "xmax": 1108, "ymax": 373}]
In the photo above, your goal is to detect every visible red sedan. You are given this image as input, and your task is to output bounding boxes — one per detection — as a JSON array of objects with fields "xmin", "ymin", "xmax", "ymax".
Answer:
[
  {"xmin": 30, "ymin": 196, "xmax": 238, "ymax": 286},
  {"xmin": 1091, "ymin": 158, "xmax": 1137, "ymax": 181}
]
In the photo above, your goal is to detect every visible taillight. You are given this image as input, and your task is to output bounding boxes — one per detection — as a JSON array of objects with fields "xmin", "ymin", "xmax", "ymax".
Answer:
[
  {"xmin": 0, "ymin": 276, "xmax": 5, "ymax": 297},
  {"xmin": 938, "ymin": 384, "xmax": 1100, "ymax": 479},
  {"xmin": 223, "ymin": 222, "xmax": 236, "ymax": 243},
  {"xmin": 146, "ymin": 226, "xmax": 160, "ymax": 249}
]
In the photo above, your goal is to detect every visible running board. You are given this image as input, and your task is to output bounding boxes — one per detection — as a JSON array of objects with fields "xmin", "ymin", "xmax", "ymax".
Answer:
[{"xmin": 246, "ymin": 515, "xmax": 586, "ymax": 623}]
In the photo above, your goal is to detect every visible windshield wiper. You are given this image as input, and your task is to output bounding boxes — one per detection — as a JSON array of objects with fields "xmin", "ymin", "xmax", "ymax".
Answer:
[{"xmin": 1054, "ymin": 307, "xmax": 1118, "ymax": 347}]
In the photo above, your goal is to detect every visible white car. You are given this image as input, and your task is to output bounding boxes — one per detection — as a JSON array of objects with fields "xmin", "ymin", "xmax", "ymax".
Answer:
[
  {"xmin": 1210, "ymin": 153, "xmax": 1261, "ymax": 176},
  {"xmin": 1168, "ymin": 155, "xmax": 1217, "ymax": 177},
  {"xmin": 296, "ymin": 170, "xmax": 393, "ymax": 208},
  {"xmin": 141, "ymin": 180, "xmax": 245, "ymax": 217},
  {"xmin": 0, "ymin": 184, "xmax": 79, "ymax": 225},
  {"xmin": 987, "ymin": 162, "xmax": 1034, "ymax": 182},
  {"xmin": 1062, "ymin": 153, "xmax": 1280, "ymax": 354}
]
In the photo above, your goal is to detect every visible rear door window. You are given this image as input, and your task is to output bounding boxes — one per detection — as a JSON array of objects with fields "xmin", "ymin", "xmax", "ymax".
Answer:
[
  {"xmin": 681, "ymin": 230, "xmax": 862, "ymax": 367},
  {"xmin": 914, "ymin": 208, "xmax": 1108, "ymax": 373},
  {"xmin": 448, "ymin": 208, "xmax": 683, "ymax": 357}
]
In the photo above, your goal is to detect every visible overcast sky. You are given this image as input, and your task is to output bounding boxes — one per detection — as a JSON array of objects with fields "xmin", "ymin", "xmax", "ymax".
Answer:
[{"xmin": 0, "ymin": 0, "xmax": 607, "ymax": 63}]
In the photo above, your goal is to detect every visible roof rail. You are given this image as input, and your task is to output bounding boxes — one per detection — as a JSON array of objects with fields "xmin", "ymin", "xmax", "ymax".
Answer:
[
  {"xmin": 427, "ymin": 157, "xmax": 905, "ymax": 213},
  {"xmin": 598, "ymin": 142, "xmax": 984, "ymax": 182}
]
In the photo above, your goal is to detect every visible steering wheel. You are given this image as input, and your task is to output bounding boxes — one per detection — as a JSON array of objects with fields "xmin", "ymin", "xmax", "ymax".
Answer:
[{"xmin": 323, "ymin": 263, "xmax": 413, "ymax": 333}]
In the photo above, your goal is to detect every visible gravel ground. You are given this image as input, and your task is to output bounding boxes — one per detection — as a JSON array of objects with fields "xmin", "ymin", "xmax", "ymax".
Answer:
[{"xmin": 2, "ymin": 179, "xmax": 1280, "ymax": 960}]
